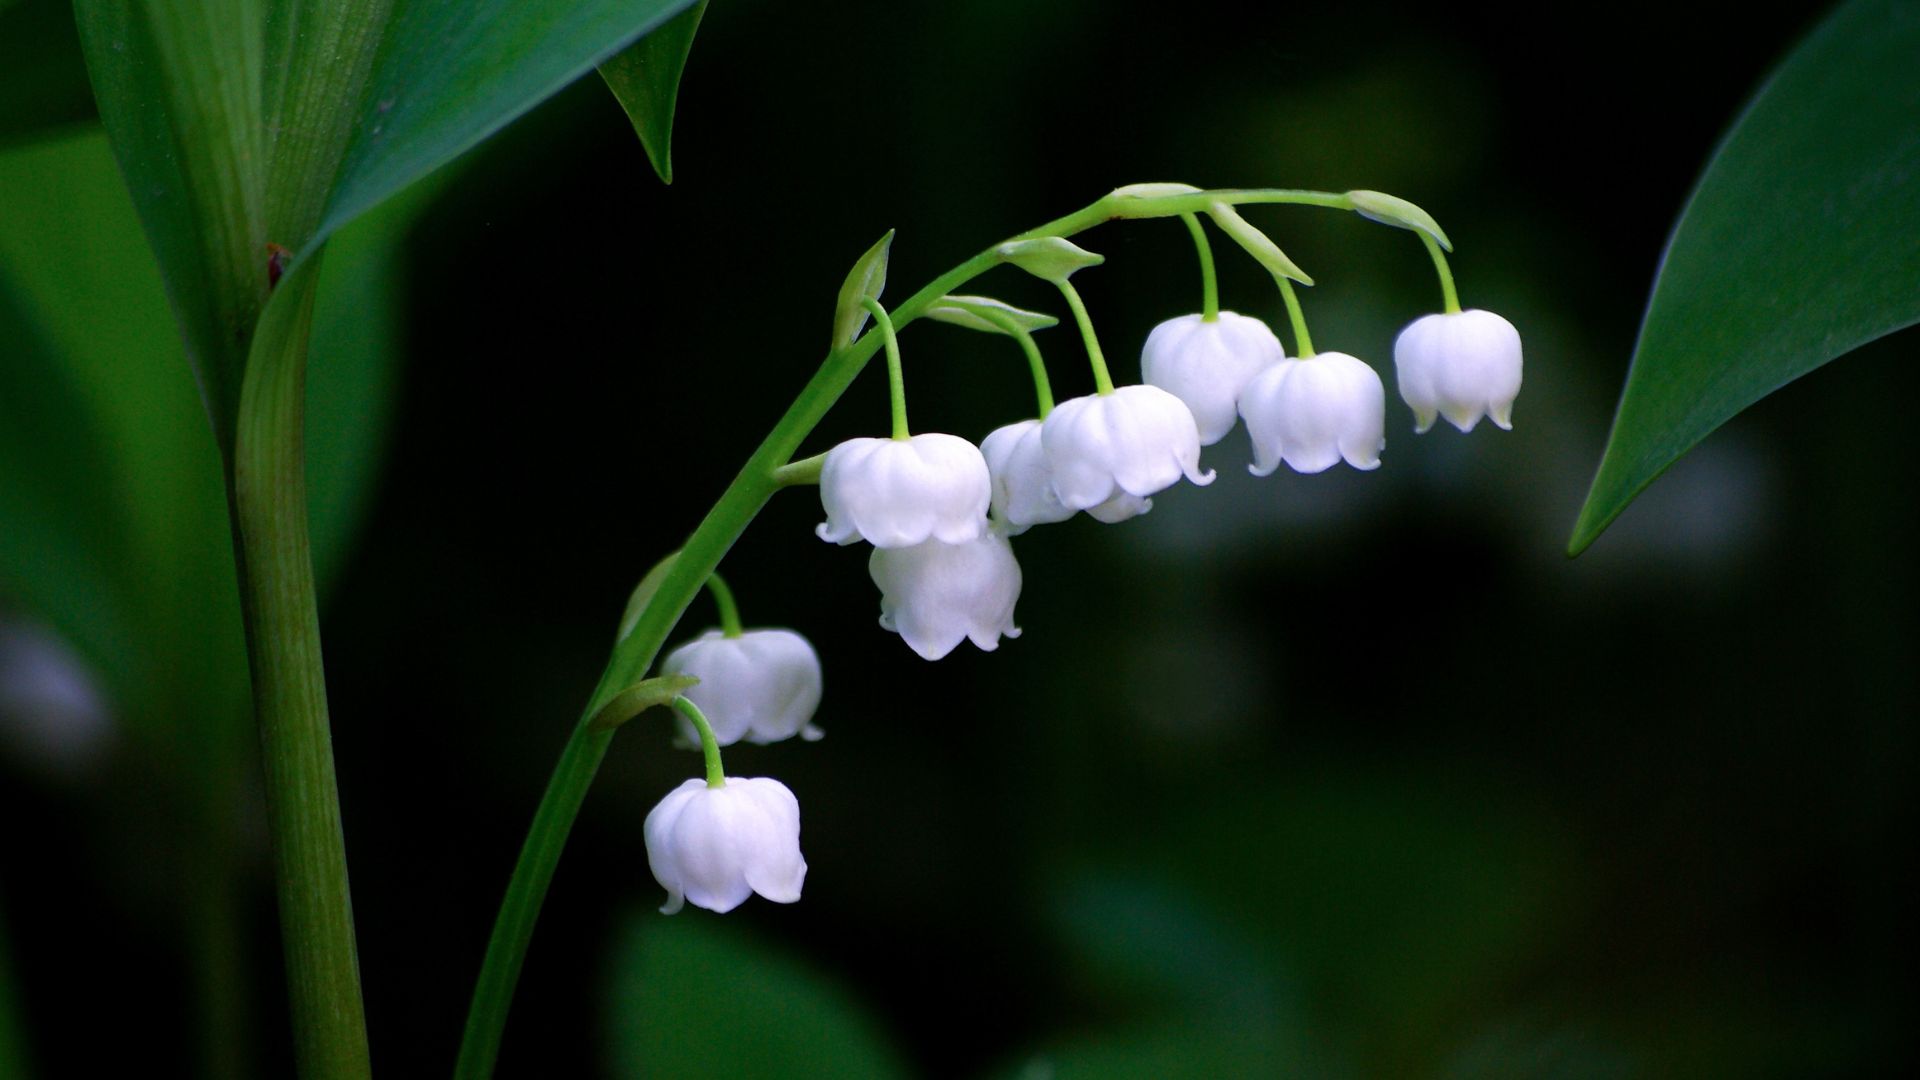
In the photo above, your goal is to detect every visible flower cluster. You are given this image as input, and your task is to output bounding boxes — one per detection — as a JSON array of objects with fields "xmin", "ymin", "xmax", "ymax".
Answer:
[{"xmin": 640, "ymin": 187, "xmax": 1523, "ymax": 917}]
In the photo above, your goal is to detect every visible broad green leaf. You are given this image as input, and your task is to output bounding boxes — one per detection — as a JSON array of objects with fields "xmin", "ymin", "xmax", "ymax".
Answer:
[
  {"xmin": 1569, "ymin": 0, "xmax": 1920, "ymax": 553},
  {"xmin": 832, "ymin": 229, "xmax": 894, "ymax": 348},
  {"xmin": 309, "ymin": 0, "xmax": 703, "ymax": 258},
  {"xmin": 605, "ymin": 916, "xmax": 910, "ymax": 1080},
  {"xmin": 599, "ymin": 0, "xmax": 710, "ymax": 184},
  {"xmin": 0, "ymin": 0, "xmax": 94, "ymax": 148}
]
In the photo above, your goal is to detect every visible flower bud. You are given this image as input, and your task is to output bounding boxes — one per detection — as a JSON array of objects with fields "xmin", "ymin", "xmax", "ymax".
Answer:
[
  {"xmin": 979, "ymin": 419, "xmax": 1072, "ymax": 534},
  {"xmin": 645, "ymin": 776, "xmax": 807, "ymax": 914},
  {"xmin": 1391, "ymin": 309, "xmax": 1523, "ymax": 434},
  {"xmin": 868, "ymin": 529, "xmax": 1022, "ymax": 660},
  {"xmin": 1238, "ymin": 352, "xmax": 1386, "ymax": 474},
  {"xmin": 816, "ymin": 433, "xmax": 991, "ymax": 548},
  {"xmin": 1040, "ymin": 385, "xmax": 1214, "ymax": 515},
  {"xmin": 660, "ymin": 629, "xmax": 824, "ymax": 746},
  {"xmin": 1140, "ymin": 312, "xmax": 1285, "ymax": 445}
]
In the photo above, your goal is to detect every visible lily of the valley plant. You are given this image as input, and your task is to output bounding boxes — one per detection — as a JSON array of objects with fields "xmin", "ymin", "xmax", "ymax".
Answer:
[{"xmin": 460, "ymin": 180, "xmax": 1523, "ymax": 1075}]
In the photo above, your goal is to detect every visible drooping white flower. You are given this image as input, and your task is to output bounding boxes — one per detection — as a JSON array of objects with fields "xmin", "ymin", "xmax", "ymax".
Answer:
[
  {"xmin": 868, "ymin": 528, "xmax": 1022, "ymax": 660},
  {"xmin": 644, "ymin": 776, "xmax": 807, "ymax": 915},
  {"xmin": 1040, "ymin": 385, "xmax": 1214, "ymax": 517},
  {"xmin": 1140, "ymin": 311, "xmax": 1285, "ymax": 445},
  {"xmin": 660, "ymin": 629, "xmax": 824, "ymax": 746},
  {"xmin": 816, "ymin": 434, "xmax": 991, "ymax": 547},
  {"xmin": 1238, "ymin": 352, "xmax": 1386, "ymax": 474},
  {"xmin": 979, "ymin": 419, "xmax": 1072, "ymax": 534},
  {"xmin": 1392, "ymin": 309, "xmax": 1523, "ymax": 433}
]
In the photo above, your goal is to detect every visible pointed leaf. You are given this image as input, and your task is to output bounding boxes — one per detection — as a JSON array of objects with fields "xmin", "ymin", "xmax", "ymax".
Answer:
[
  {"xmin": 310, "ymin": 0, "xmax": 703, "ymax": 258},
  {"xmin": 832, "ymin": 229, "xmax": 894, "ymax": 348},
  {"xmin": 1570, "ymin": 0, "xmax": 1920, "ymax": 553},
  {"xmin": 1205, "ymin": 202, "xmax": 1312, "ymax": 285},
  {"xmin": 598, "ymin": 0, "xmax": 709, "ymax": 184},
  {"xmin": 996, "ymin": 236, "xmax": 1105, "ymax": 283},
  {"xmin": 925, "ymin": 294, "xmax": 1060, "ymax": 334},
  {"xmin": 1346, "ymin": 189, "xmax": 1452, "ymax": 251}
]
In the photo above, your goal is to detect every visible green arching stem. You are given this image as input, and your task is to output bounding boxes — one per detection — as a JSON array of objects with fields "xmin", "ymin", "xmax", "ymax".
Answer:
[
  {"xmin": 982, "ymin": 310, "xmax": 1055, "ymax": 417},
  {"xmin": 453, "ymin": 185, "xmax": 1397, "ymax": 1079},
  {"xmin": 1180, "ymin": 212, "xmax": 1220, "ymax": 321},
  {"xmin": 704, "ymin": 572, "xmax": 743, "ymax": 638},
  {"xmin": 670, "ymin": 697, "xmax": 727, "ymax": 789},
  {"xmin": 1275, "ymin": 274, "xmax": 1316, "ymax": 359},
  {"xmin": 862, "ymin": 297, "xmax": 910, "ymax": 439},
  {"xmin": 1421, "ymin": 231, "xmax": 1461, "ymax": 314},
  {"xmin": 1055, "ymin": 279, "xmax": 1115, "ymax": 395}
]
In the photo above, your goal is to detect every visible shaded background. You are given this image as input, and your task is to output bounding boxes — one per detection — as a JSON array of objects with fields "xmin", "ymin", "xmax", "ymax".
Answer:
[{"xmin": 4, "ymin": 0, "xmax": 1916, "ymax": 1075}]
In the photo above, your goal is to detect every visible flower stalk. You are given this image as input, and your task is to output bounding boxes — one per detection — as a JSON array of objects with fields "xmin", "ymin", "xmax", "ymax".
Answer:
[{"xmin": 1180, "ymin": 212, "xmax": 1220, "ymax": 322}]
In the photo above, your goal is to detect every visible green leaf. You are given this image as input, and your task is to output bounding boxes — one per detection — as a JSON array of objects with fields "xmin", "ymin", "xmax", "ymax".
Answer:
[
  {"xmin": 310, "ymin": 0, "xmax": 703, "ymax": 258},
  {"xmin": 924, "ymin": 294, "xmax": 1061, "ymax": 334},
  {"xmin": 0, "ymin": 0, "xmax": 95, "ymax": 148},
  {"xmin": 1205, "ymin": 202, "xmax": 1312, "ymax": 285},
  {"xmin": 996, "ymin": 236, "xmax": 1105, "ymax": 283},
  {"xmin": 598, "ymin": 0, "xmax": 709, "ymax": 184},
  {"xmin": 605, "ymin": 915, "xmax": 910, "ymax": 1080},
  {"xmin": 1569, "ymin": 0, "xmax": 1920, "ymax": 554},
  {"xmin": 832, "ymin": 229, "xmax": 895, "ymax": 348},
  {"xmin": 1345, "ymin": 189, "xmax": 1452, "ymax": 251},
  {"xmin": 72, "ymin": 0, "xmax": 272, "ymax": 450}
]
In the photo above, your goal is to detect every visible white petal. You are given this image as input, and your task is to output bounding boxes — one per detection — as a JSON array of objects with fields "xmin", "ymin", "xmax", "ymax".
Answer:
[
  {"xmin": 660, "ymin": 628, "xmax": 825, "ymax": 747},
  {"xmin": 1240, "ymin": 352, "xmax": 1385, "ymax": 474},
  {"xmin": 980, "ymin": 419, "xmax": 1074, "ymax": 532}
]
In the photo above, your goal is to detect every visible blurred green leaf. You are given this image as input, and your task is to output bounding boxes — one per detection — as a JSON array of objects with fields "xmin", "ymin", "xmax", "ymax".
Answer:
[
  {"xmin": 0, "ymin": 131, "xmax": 241, "ymax": 718},
  {"xmin": 1006, "ymin": 1024, "xmax": 1320, "ymax": 1080},
  {"xmin": 599, "ymin": 0, "xmax": 709, "ymax": 185},
  {"xmin": 0, "ymin": 0, "xmax": 94, "ymax": 148},
  {"xmin": 0, "ymin": 128, "xmax": 419, "ymax": 716},
  {"xmin": 606, "ymin": 915, "xmax": 910, "ymax": 1080},
  {"xmin": 1570, "ymin": 0, "xmax": 1920, "ymax": 553}
]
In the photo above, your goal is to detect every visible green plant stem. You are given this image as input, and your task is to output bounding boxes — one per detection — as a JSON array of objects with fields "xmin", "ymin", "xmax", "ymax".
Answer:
[
  {"xmin": 1055, "ymin": 279, "xmax": 1114, "ymax": 394},
  {"xmin": 862, "ymin": 297, "xmax": 909, "ymax": 438},
  {"xmin": 980, "ymin": 310, "xmax": 1054, "ymax": 417},
  {"xmin": 229, "ymin": 260, "xmax": 370, "ymax": 1080},
  {"xmin": 1180, "ymin": 212, "xmax": 1219, "ymax": 321},
  {"xmin": 704, "ymin": 572, "xmax": 742, "ymax": 637},
  {"xmin": 1421, "ymin": 231, "xmax": 1461, "ymax": 314},
  {"xmin": 453, "ymin": 184, "xmax": 1385, "ymax": 1079},
  {"xmin": 1275, "ymin": 274, "xmax": 1316, "ymax": 358},
  {"xmin": 670, "ymin": 697, "xmax": 727, "ymax": 787}
]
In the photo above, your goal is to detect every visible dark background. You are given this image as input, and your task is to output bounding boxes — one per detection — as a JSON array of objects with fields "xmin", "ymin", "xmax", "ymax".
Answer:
[{"xmin": 5, "ymin": 0, "xmax": 1917, "ymax": 1075}]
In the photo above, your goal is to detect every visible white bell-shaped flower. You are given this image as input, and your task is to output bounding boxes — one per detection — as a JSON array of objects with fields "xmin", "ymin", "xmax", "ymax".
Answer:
[
  {"xmin": 979, "ymin": 419, "xmax": 1073, "ymax": 535},
  {"xmin": 644, "ymin": 776, "xmax": 807, "ymax": 915},
  {"xmin": 1238, "ymin": 352, "xmax": 1386, "ymax": 474},
  {"xmin": 868, "ymin": 528, "xmax": 1022, "ymax": 660},
  {"xmin": 1040, "ymin": 385, "xmax": 1214, "ymax": 516},
  {"xmin": 1391, "ymin": 309, "xmax": 1523, "ymax": 433},
  {"xmin": 660, "ymin": 629, "xmax": 824, "ymax": 746},
  {"xmin": 1140, "ymin": 311, "xmax": 1285, "ymax": 445},
  {"xmin": 816, "ymin": 433, "xmax": 991, "ymax": 547}
]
